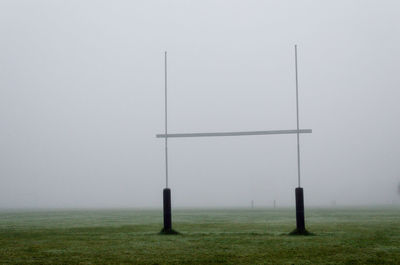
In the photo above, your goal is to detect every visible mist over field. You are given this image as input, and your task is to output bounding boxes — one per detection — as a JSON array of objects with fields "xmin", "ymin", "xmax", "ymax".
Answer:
[{"xmin": 0, "ymin": 0, "xmax": 399, "ymax": 209}]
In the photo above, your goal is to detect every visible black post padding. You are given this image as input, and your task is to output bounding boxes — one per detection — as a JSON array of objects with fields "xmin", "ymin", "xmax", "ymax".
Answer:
[
  {"xmin": 295, "ymin": 187, "xmax": 305, "ymax": 233},
  {"xmin": 163, "ymin": 188, "xmax": 172, "ymax": 231}
]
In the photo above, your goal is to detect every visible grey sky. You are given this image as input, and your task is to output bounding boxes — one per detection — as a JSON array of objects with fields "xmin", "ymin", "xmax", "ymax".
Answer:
[{"xmin": 0, "ymin": 0, "xmax": 399, "ymax": 208}]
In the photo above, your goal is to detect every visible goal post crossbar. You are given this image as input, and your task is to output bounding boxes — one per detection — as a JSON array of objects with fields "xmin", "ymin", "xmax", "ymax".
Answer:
[{"xmin": 156, "ymin": 129, "xmax": 312, "ymax": 138}]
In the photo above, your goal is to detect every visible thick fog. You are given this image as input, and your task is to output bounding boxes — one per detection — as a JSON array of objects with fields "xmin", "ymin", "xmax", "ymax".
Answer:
[{"xmin": 0, "ymin": 0, "xmax": 399, "ymax": 208}]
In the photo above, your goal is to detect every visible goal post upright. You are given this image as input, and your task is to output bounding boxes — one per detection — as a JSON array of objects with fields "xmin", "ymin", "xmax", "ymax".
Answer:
[
  {"xmin": 293, "ymin": 44, "xmax": 307, "ymax": 235},
  {"xmin": 160, "ymin": 51, "xmax": 175, "ymax": 234}
]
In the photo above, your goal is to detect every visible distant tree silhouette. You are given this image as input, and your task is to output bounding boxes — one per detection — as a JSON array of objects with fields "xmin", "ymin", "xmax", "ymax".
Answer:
[{"xmin": 398, "ymin": 182, "xmax": 400, "ymax": 196}]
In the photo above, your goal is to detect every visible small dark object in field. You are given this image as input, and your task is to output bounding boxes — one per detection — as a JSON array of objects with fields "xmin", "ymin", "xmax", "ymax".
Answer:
[
  {"xmin": 289, "ymin": 228, "xmax": 315, "ymax": 236},
  {"xmin": 159, "ymin": 228, "xmax": 180, "ymax": 235}
]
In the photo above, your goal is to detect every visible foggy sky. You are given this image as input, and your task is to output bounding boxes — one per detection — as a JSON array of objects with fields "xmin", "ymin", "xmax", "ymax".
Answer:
[{"xmin": 0, "ymin": 0, "xmax": 399, "ymax": 208}]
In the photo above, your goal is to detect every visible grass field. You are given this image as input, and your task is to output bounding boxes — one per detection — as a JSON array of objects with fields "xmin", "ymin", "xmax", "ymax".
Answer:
[{"xmin": 0, "ymin": 207, "xmax": 399, "ymax": 264}]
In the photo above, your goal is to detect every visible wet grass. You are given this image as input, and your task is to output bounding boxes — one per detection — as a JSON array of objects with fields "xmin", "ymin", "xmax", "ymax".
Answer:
[{"xmin": 0, "ymin": 207, "xmax": 399, "ymax": 264}]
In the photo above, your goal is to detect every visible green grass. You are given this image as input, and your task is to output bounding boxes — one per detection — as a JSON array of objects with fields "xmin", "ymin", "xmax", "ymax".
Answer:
[{"xmin": 0, "ymin": 207, "xmax": 399, "ymax": 264}]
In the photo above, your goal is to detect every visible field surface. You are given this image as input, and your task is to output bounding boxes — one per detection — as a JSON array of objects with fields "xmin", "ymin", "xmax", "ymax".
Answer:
[{"xmin": 0, "ymin": 207, "xmax": 399, "ymax": 264}]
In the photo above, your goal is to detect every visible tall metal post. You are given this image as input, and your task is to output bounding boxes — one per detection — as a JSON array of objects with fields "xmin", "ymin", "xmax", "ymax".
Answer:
[
  {"xmin": 164, "ymin": 51, "xmax": 169, "ymax": 189},
  {"xmin": 295, "ymin": 45, "xmax": 301, "ymax": 188},
  {"xmin": 294, "ymin": 45, "xmax": 306, "ymax": 234},
  {"xmin": 162, "ymin": 51, "xmax": 173, "ymax": 233}
]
